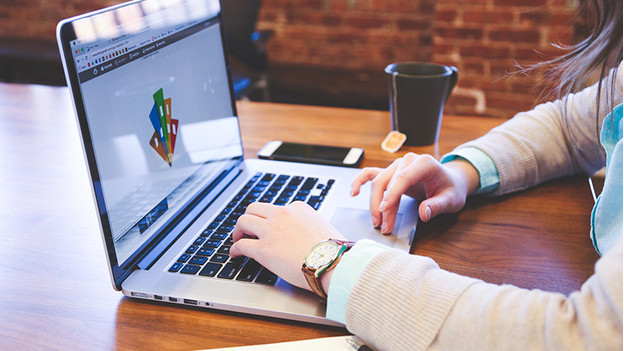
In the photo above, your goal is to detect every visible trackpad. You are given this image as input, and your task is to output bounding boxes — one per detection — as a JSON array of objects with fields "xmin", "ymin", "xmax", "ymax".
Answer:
[{"xmin": 330, "ymin": 208, "xmax": 403, "ymax": 247}]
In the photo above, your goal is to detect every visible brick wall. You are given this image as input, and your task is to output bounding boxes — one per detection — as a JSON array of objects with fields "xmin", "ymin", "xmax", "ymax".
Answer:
[
  {"xmin": 258, "ymin": 0, "xmax": 580, "ymax": 117},
  {"xmin": 0, "ymin": 0, "xmax": 580, "ymax": 117}
]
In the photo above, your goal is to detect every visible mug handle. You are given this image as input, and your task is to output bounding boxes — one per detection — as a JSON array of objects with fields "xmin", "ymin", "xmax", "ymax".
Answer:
[{"xmin": 445, "ymin": 66, "xmax": 458, "ymax": 102}]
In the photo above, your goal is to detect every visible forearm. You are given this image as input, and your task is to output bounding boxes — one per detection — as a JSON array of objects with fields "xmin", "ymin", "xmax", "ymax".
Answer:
[
  {"xmin": 443, "ymin": 159, "xmax": 480, "ymax": 196},
  {"xmin": 456, "ymin": 63, "xmax": 621, "ymax": 195},
  {"xmin": 339, "ymin": 237, "xmax": 622, "ymax": 351}
]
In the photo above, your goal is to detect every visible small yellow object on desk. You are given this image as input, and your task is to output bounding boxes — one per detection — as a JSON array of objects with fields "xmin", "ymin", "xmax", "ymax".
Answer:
[{"xmin": 381, "ymin": 130, "xmax": 407, "ymax": 153}]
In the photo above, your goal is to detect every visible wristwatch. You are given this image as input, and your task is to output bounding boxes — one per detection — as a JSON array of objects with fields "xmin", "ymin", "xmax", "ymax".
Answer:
[{"xmin": 302, "ymin": 238, "xmax": 355, "ymax": 300}]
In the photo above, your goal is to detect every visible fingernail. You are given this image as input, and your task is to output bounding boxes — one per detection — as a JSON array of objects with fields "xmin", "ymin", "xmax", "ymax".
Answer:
[
  {"xmin": 379, "ymin": 201, "xmax": 386, "ymax": 212},
  {"xmin": 372, "ymin": 217, "xmax": 380, "ymax": 227},
  {"xmin": 381, "ymin": 223, "xmax": 388, "ymax": 233},
  {"xmin": 425, "ymin": 205, "xmax": 432, "ymax": 221},
  {"xmin": 350, "ymin": 189, "xmax": 355, "ymax": 197}
]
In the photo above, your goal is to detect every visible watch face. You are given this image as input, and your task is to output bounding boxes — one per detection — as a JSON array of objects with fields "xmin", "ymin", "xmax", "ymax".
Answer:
[{"xmin": 305, "ymin": 241, "xmax": 341, "ymax": 269}]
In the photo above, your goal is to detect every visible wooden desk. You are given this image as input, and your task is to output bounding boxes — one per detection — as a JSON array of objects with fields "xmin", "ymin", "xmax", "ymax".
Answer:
[{"xmin": 0, "ymin": 83, "xmax": 599, "ymax": 350}]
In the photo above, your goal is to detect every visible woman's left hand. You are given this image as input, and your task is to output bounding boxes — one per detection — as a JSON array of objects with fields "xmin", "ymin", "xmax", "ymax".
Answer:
[{"xmin": 230, "ymin": 201, "xmax": 347, "ymax": 290}]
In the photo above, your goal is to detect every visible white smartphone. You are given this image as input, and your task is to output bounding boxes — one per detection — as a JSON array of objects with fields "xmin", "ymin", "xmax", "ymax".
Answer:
[{"xmin": 257, "ymin": 141, "xmax": 364, "ymax": 168}]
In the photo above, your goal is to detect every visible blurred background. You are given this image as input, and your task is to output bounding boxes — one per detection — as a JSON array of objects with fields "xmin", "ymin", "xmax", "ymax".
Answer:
[{"xmin": 0, "ymin": 0, "xmax": 586, "ymax": 118}]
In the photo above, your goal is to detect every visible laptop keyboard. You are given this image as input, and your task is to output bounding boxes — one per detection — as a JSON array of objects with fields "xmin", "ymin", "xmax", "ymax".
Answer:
[{"xmin": 168, "ymin": 172, "xmax": 335, "ymax": 285}]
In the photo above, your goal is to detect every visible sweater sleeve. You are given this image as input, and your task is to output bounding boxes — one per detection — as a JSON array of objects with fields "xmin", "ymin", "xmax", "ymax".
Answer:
[
  {"xmin": 343, "ymin": 237, "xmax": 623, "ymax": 351},
  {"xmin": 455, "ymin": 62, "xmax": 622, "ymax": 196}
]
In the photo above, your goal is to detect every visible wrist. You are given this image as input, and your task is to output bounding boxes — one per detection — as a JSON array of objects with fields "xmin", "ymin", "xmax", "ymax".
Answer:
[
  {"xmin": 320, "ymin": 267, "xmax": 335, "ymax": 295},
  {"xmin": 445, "ymin": 159, "xmax": 480, "ymax": 196},
  {"xmin": 302, "ymin": 239, "xmax": 354, "ymax": 300}
]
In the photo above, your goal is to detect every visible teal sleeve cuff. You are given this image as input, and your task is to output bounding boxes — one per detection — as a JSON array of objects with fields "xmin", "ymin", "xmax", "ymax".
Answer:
[
  {"xmin": 440, "ymin": 147, "xmax": 500, "ymax": 194},
  {"xmin": 326, "ymin": 239, "xmax": 390, "ymax": 324}
]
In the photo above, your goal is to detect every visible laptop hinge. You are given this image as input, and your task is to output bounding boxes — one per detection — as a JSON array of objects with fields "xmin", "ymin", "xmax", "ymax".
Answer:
[{"xmin": 136, "ymin": 167, "xmax": 242, "ymax": 270}]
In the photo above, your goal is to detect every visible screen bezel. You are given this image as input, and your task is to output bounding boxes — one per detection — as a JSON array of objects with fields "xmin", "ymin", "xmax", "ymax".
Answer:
[{"xmin": 56, "ymin": 0, "xmax": 240, "ymax": 290}]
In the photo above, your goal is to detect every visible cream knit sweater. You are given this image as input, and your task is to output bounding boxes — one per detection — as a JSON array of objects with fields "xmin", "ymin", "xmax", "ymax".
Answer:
[{"xmin": 343, "ymin": 63, "xmax": 623, "ymax": 350}]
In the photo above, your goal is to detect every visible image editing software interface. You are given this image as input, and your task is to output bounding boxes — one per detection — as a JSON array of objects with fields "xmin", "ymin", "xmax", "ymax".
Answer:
[{"xmin": 69, "ymin": 0, "xmax": 242, "ymax": 264}]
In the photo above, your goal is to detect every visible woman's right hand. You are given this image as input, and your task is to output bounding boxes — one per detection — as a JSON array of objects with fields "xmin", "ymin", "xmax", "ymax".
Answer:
[{"xmin": 351, "ymin": 153, "xmax": 480, "ymax": 234}]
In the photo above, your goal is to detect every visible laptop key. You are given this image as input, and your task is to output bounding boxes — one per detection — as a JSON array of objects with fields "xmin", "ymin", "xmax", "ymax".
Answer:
[
  {"xmin": 217, "ymin": 224, "xmax": 233, "ymax": 233},
  {"xmin": 293, "ymin": 195, "xmax": 307, "ymax": 202},
  {"xmin": 276, "ymin": 196, "xmax": 290, "ymax": 203},
  {"xmin": 236, "ymin": 259, "xmax": 262, "ymax": 282},
  {"xmin": 203, "ymin": 240, "xmax": 221, "ymax": 248},
  {"xmin": 177, "ymin": 253, "xmax": 191, "ymax": 263},
  {"xmin": 309, "ymin": 195, "xmax": 324, "ymax": 202},
  {"xmin": 180, "ymin": 264, "xmax": 201, "ymax": 275},
  {"xmin": 301, "ymin": 177, "xmax": 318, "ymax": 190},
  {"xmin": 185, "ymin": 245, "xmax": 199, "ymax": 254},
  {"xmin": 210, "ymin": 254, "xmax": 229, "ymax": 263},
  {"xmin": 210, "ymin": 232, "xmax": 228, "ymax": 240},
  {"xmin": 261, "ymin": 173, "xmax": 275, "ymax": 181},
  {"xmin": 197, "ymin": 248, "xmax": 215, "ymax": 256},
  {"xmin": 199, "ymin": 262, "xmax": 222, "ymax": 277},
  {"xmin": 223, "ymin": 216, "xmax": 238, "ymax": 226},
  {"xmin": 259, "ymin": 196, "xmax": 273, "ymax": 203},
  {"xmin": 288, "ymin": 176, "xmax": 303, "ymax": 186},
  {"xmin": 307, "ymin": 200, "xmax": 321, "ymax": 210},
  {"xmin": 265, "ymin": 190, "xmax": 278, "ymax": 197},
  {"xmin": 280, "ymin": 190, "xmax": 294, "ymax": 197},
  {"xmin": 169, "ymin": 262, "xmax": 183, "ymax": 272},
  {"xmin": 230, "ymin": 255, "xmax": 246, "ymax": 264},
  {"xmin": 217, "ymin": 246, "xmax": 230, "ymax": 255},
  {"xmin": 189, "ymin": 256, "xmax": 208, "ymax": 265},
  {"xmin": 217, "ymin": 261, "xmax": 244, "ymax": 279},
  {"xmin": 255, "ymin": 268, "xmax": 278, "ymax": 285}
]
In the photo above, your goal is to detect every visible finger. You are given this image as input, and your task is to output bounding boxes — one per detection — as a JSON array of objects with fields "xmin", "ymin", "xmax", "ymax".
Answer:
[
  {"xmin": 369, "ymin": 160, "xmax": 400, "ymax": 228},
  {"xmin": 230, "ymin": 238, "xmax": 260, "ymax": 259},
  {"xmin": 231, "ymin": 213, "xmax": 266, "ymax": 242},
  {"xmin": 378, "ymin": 155, "xmax": 417, "ymax": 233},
  {"xmin": 380, "ymin": 155, "xmax": 436, "ymax": 212},
  {"xmin": 419, "ymin": 189, "xmax": 463, "ymax": 222},
  {"xmin": 244, "ymin": 201, "xmax": 280, "ymax": 218},
  {"xmin": 351, "ymin": 167, "xmax": 382, "ymax": 196},
  {"xmin": 379, "ymin": 155, "xmax": 435, "ymax": 233}
]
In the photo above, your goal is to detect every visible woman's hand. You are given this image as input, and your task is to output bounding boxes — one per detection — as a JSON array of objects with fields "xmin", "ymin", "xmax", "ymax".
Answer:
[
  {"xmin": 230, "ymin": 201, "xmax": 346, "ymax": 291},
  {"xmin": 351, "ymin": 153, "xmax": 480, "ymax": 234}
]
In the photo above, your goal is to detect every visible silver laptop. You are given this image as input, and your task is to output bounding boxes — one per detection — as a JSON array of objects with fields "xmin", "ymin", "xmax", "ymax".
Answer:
[{"xmin": 57, "ymin": 0, "xmax": 418, "ymax": 326}]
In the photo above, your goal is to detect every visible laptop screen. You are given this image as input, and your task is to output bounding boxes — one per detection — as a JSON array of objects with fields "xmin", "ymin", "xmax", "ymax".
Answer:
[{"xmin": 63, "ymin": 0, "xmax": 242, "ymax": 265}]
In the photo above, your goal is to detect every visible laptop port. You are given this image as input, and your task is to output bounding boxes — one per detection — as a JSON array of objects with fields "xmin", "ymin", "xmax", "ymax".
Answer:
[
  {"xmin": 184, "ymin": 299, "xmax": 198, "ymax": 305},
  {"xmin": 153, "ymin": 295, "xmax": 163, "ymax": 300},
  {"xmin": 169, "ymin": 297, "xmax": 178, "ymax": 302},
  {"xmin": 131, "ymin": 291, "xmax": 148, "ymax": 298}
]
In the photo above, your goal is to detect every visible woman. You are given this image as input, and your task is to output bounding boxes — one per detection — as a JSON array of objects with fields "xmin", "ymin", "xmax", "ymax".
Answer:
[{"xmin": 230, "ymin": 0, "xmax": 623, "ymax": 349}]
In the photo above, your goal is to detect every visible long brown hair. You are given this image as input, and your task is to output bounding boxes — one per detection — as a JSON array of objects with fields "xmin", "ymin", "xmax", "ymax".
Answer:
[
  {"xmin": 522, "ymin": 0, "xmax": 622, "ymax": 159},
  {"xmin": 534, "ymin": 0, "xmax": 622, "ymax": 103}
]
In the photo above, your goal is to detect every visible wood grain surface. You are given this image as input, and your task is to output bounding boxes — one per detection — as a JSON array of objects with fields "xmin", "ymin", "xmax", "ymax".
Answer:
[{"xmin": 0, "ymin": 83, "xmax": 599, "ymax": 350}]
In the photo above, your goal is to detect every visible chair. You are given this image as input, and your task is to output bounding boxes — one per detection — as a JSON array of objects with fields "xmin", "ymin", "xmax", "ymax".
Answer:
[{"xmin": 220, "ymin": 0, "xmax": 272, "ymax": 101}]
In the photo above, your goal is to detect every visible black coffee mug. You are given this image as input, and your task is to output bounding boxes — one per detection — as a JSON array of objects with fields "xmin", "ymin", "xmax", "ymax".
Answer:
[{"xmin": 385, "ymin": 62, "xmax": 458, "ymax": 146}]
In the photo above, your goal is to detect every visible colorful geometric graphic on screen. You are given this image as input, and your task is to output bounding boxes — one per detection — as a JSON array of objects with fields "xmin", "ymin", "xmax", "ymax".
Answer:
[{"xmin": 148, "ymin": 88, "xmax": 178, "ymax": 167}]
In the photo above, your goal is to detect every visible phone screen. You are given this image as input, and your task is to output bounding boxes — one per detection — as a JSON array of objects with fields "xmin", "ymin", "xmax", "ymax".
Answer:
[{"xmin": 274, "ymin": 142, "xmax": 350, "ymax": 162}]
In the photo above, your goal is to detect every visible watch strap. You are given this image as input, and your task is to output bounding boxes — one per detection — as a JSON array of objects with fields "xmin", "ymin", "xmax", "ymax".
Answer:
[{"xmin": 302, "ymin": 239, "xmax": 355, "ymax": 300}]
